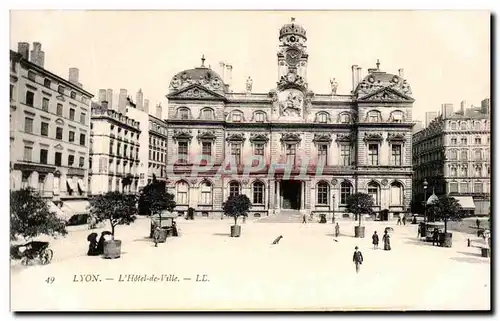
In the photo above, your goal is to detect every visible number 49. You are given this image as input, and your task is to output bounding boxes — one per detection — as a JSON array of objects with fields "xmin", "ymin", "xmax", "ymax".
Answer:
[{"xmin": 45, "ymin": 277, "xmax": 55, "ymax": 284}]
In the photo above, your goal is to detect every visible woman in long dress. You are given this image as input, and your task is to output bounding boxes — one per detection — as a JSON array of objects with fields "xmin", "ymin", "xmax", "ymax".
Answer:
[{"xmin": 382, "ymin": 230, "xmax": 391, "ymax": 251}]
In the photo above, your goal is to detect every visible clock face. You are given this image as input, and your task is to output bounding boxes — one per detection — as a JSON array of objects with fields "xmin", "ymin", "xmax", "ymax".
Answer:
[{"xmin": 285, "ymin": 49, "xmax": 301, "ymax": 66}]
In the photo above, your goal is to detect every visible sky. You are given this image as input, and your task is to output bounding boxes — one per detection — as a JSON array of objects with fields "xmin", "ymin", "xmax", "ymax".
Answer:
[{"xmin": 9, "ymin": 10, "xmax": 490, "ymax": 122}]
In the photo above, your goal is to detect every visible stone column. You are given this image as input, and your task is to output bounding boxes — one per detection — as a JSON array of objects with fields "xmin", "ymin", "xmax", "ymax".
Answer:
[{"xmin": 277, "ymin": 181, "xmax": 281, "ymax": 209}]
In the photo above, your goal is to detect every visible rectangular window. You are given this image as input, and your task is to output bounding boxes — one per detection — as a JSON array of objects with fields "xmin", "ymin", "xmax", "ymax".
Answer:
[
  {"xmin": 285, "ymin": 144, "xmax": 296, "ymax": 165},
  {"xmin": 474, "ymin": 183, "xmax": 483, "ymax": 193},
  {"xmin": 40, "ymin": 149, "xmax": 48, "ymax": 164},
  {"xmin": 317, "ymin": 184, "xmax": 329, "ymax": 205},
  {"xmin": 58, "ymin": 85, "xmax": 65, "ymax": 94},
  {"xmin": 10, "ymin": 84, "xmax": 14, "ymax": 100},
  {"xmin": 317, "ymin": 144, "xmax": 328, "ymax": 166},
  {"xmin": 10, "ymin": 59, "xmax": 16, "ymax": 72},
  {"xmin": 202, "ymin": 142, "xmax": 212, "ymax": 156},
  {"xmin": 42, "ymin": 97, "xmax": 49, "ymax": 112},
  {"xmin": 253, "ymin": 184, "xmax": 264, "ymax": 204},
  {"xmin": 461, "ymin": 137, "xmax": 467, "ymax": 145},
  {"xmin": 56, "ymin": 103, "xmax": 63, "ymax": 116},
  {"xmin": 79, "ymin": 133, "xmax": 86, "ymax": 146},
  {"xmin": 449, "ymin": 183, "xmax": 459, "ymax": 193},
  {"xmin": 23, "ymin": 145, "xmax": 32, "ymax": 162},
  {"xmin": 231, "ymin": 143, "xmax": 242, "ymax": 165},
  {"xmin": 24, "ymin": 117, "xmax": 33, "ymax": 133},
  {"xmin": 54, "ymin": 152, "xmax": 62, "ymax": 166},
  {"xmin": 56, "ymin": 127, "xmax": 63, "ymax": 140},
  {"xmin": 44, "ymin": 79, "xmax": 51, "ymax": 88},
  {"xmin": 254, "ymin": 143, "xmax": 265, "ymax": 157},
  {"xmin": 178, "ymin": 141, "xmax": 188, "ymax": 163},
  {"xmin": 69, "ymin": 131, "xmax": 75, "ymax": 142},
  {"xmin": 69, "ymin": 108, "xmax": 75, "ymax": 121},
  {"xmin": 475, "ymin": 137, "xmax": 481, "ymax": 145},
  {"xmin": 451, "ymin": 138, "xmax": 457, "ymax": 145},
  {"xmin": 79, "ymin": 156, "xmax": 85, "ymax": 168},
  {"xmin": 68, "ymin": 154, "xmax": 75, "ymax": 167},
  {"xmin": 26, "ymin": 91, "xmax": 34, "ymax": 106},
  {"xmin": 70, "ymin": 91, "xmax": 76, "ymax": 99},
  {"xmin": 80, "ymin": 113, "xmax": 86, "ymax": 125},
  {"xmin": 341, "ymin": 144, "xmax": 351, "ymax": 166},
  {"xmin": 41, "ymin": 122, "xmax": 49, "ymax": 136},
  {"xmin": 28, "ymin": 71, "xmax": 36, "ymax": 81},
  {"xmin": 368, "ymin": 144, "xmax": 379, "ymax": 165},
  {"xmin": 460, "ymin": 183, "xmax": 469, "ymax": 193},
  {"xmin": 391, "ymin": 144, "xmax": 402, "ymax": 166}
]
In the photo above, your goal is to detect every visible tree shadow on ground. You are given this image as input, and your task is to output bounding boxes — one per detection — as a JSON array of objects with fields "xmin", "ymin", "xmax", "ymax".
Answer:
[
  {"xmin": 403, "ymin": 239, "xmax": 437, "ymax": 247},
  {"xmin": 457, "ymin": 251, "xmax": 484, "ymax": 258},
  {"xmin": 450, "ymin": 257, "xmax": 489, "ymax": 264},
  {"xmin": 212, "ymin": 233, "xmax": 231, "ymax": 237}
]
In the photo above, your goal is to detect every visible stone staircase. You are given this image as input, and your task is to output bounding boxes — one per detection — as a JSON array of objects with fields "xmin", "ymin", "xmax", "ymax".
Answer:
[{"xmin": 256, "ymin": 209, "xmax": 306, "ymax": 223}]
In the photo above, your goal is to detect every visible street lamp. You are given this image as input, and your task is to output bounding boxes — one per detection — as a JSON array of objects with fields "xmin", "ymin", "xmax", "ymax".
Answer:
[
  {"xmin": 332, "ymin": 194, "xmax": 336, "ymax": 223},
  {"xmin": 423, "ymin": 179, "xmax": 428, "ymax": 223}
]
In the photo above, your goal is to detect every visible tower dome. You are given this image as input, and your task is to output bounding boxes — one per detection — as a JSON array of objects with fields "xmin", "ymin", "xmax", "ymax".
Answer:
[
  {"xmin": 354, "ymin": 59, "xmax": 412, "ymax": 98},
  {"xmin": 279, "ymin": 17, "xmax": 307, "ymax": 41},
  {"xmin": 168, "ymin": 55, "xmax": 226, "ymax": 94}
]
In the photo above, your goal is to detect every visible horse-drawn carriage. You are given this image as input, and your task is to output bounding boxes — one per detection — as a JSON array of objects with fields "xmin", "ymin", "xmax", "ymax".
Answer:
[{"xmin": 10, "ymin": 241, "xmax": 54, "ymax": 265}]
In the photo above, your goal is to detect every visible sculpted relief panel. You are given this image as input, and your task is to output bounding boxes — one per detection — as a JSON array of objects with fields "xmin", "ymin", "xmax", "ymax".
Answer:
[{"xmin": 278, "ymin": 89, "xmax": 304, "ymax": 118}]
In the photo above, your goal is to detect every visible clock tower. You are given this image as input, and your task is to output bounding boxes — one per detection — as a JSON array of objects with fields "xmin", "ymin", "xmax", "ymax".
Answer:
[{"xmin": 277, "ymin": 17, "xmax": 308, "ymax": 84}]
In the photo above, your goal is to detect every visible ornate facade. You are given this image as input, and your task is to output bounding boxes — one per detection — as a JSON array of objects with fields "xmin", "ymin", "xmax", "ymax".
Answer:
[
  {"xmin": 412, "ymin": 100, "xmax": 491, "ymax": 216},
  {"xmin": 166, "ymin": 19, "xmax": 414, "ymax": 219}
]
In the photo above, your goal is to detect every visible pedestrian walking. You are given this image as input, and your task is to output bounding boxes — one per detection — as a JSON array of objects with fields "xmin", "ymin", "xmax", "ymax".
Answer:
[
  {"xmin": 382, "ymin": 230, "xmax": 391, "ymax": 251},
  {"xmin": 476, "ymin": 219, "xmax": 481, "ymax": 230},
  {"xmin": 352, "ymin": 246, "xmax": 363, "ymax": 273},
  {"xmin": 335, "ymin": 222, "xmax": 340, "ymax": 238},
  {"xmin": 153, "ymin": 226, "xmax": 161, "ymax": 247},
  {"xmin": 397, "ymin": 216, "xmax": 402, "ymax": 225},
  {"xmin": 432, "ymin": 228, "xmax": 439, "ymax": 246},
  {"xmin": 372, "ymin": 231, "xmax": 379, "ymax": 249},
  {"xmin": 402, "ymin": 215, "xmax": 407, "ymax": 226},
  {"xmin": 302, "ymin": 213, "xmax": 307, "ymax": 224},
  {"xmin": 417, "ymin": 224, "xmax": 421, "ymax": 238}
]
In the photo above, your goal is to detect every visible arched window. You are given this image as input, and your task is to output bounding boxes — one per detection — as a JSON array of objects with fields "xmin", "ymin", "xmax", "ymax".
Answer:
[
  {"xmin": 200, "ymin": 108, "xmax": 214, "ymax": 120},
  {"xmin": 200, "ymin": 181, "xmax": 212, "ymax": 204},
  {"xmin": 460, "ymin": 150, "xmax": 468, "ymax": 161},
  {"xmin": 253, "ymin": 181, "xmax": 265, "ymax": 204},
  {"xmin": 451, "ymin": 122, "xmax": 457, "ymax": 130},
  {"xmin": 474, "ymin": 150, "xmax": 482, "ymax": 160},
  {"xmin": 367, "ymin": 182, "xmax": 380, "ymax": 205},
  {"xmin": 367, "ymin": 110, "xmax": 381, "ymax": 122},
  {"xmin": 178, "ymin": 107, "xmax": 190, "ymax": 120},
  {"xmin": 176, "ymin": 181, "xmax": 189, "ymax": 204},
  {"xmin": 450, "ymin": 150, "xmax": 457, "ymax": 160},
  {"xmin": 460, "ymin": 122, "xmax": 467, "ymax": 130},
  {"xmin": 231, "ymin": 111, "xmax": 243, "ymax": 122},
  {"xmin": 316, "ymin": 112, "xmax": 328, "ymax": 123},
  {"xmin": 339, "ymin": 113, "xmax": 350, "ymax": 124},
  {"xmin": 340, "ymin": 181, "xmax": 352, "ymax": 205},
  {"xmin": 254, "ymin": 111, "xmax": 266, "ymax": 123},
  {"xmin": 390, "ymin": 182, "xmax": 403, "ymax": 205},
  {"xmin": 229, "ymin": 181, "xmax": 240, "ymax": 197},
  {"xmin": 450, "ymin": 166, "xmax": 457, "ymax": 177},
  {"xmin": 317, "ymin": 181, "xmax": 329, "ymax": 205},
  {"xmin": 391, "ymin": 110, "xmax": 404, "ymax": 123},
  {"xmin": 474, "ymin": 121, "xmax": 481, "ymax": 130}
]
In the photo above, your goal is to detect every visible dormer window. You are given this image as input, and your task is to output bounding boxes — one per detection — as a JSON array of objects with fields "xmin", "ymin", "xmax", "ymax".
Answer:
[
  {"xmin": 339, "ymin": 113, "xmax": 350, "ymax": 124},
  {"xmin": 391, "ymin": 111, "xmax": 403, "ymax": 123},
  {"xmin": 178, "ymin": 107, "xmax": 190, "ymax": 120},
  {"xmin": 367, "ymin": 110, "xmax": 381, "ymax": 123},
  {"xmin": 232, "ymin": 111, "xmax": 242, "ymax": 122},
  {"xmin": 201, "ymin": 108, "xmax": 214, "ymax": 120},
  {"xmin": 316, "ymin": 112, "xmax": 328, "ymax": 124},
  {"xmin": 255, "ymin": 111, "xmax": 265, "ymax": 123}
]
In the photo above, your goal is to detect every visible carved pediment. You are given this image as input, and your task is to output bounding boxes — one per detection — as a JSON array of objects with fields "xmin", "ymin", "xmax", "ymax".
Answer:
[
  {"xmin": 226, "ymin": 133, "xmax": 246, "ymax": 142},
  {"xmin": 313, "ymin": 133, "xmax": 332, "ymax": 143},
  {"xmin": 357, "ymin": 87, "xmax": 413, "ymax": 102},
  {"xmin": 363, "ymin": 132, "xmax": 384, "ymax": 142},
  {"xmin": 172, "ymin": 129, "xmax": 193, "ymax": 142},
  {"xmin": 54, "ymin": 144, "xmax": 64, "ymax": 150},
  {"xmin": 55, "ymin": 118, "xmax": 65, "ymax": 125},
  {"xmin": 386, "ymin": 132, "xmax": 407, "ymax": 142},
  {"xmin": 168, "ymin": 84, "xmax": 226, "ymax": 100},
  {"xmin": 280, "ymin": 133, "xmax": 302, "ymax": 143},
  {"xmin": 249, "ymin": 133, "xmax": 269, "ymax": 143},
  {"xmin": 335, "ymin": 133, "xmax": 354, "ymax": 142},
  {"xmin": 197, "ymin": 130, "xmax": 217, "ymax": 142},
  {"xmin": 277, "ymin": 72, "xmax": 308, "ymax": 90}
]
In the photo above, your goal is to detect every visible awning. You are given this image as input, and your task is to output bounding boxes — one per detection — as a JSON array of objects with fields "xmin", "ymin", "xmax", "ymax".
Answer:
[
  {"xmin": 453, "ymin": 196, "xmax": 476, "ymax": 210},
  {"xmin": 61, "ymin": 200, "xmax": 90, "ymax": 216},
  {"xmin": 66, "ymin": 179, "xmax": 76, "ymax": 191},
  {"xmin": 77, "ymin": 179, "xmax": 86, "ymax": 192},
  {"xmin": 47, "ymin": 201, "xmax": 73, "ymax": 221}
]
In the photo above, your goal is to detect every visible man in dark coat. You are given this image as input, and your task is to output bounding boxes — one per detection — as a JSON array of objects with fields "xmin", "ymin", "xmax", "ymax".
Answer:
[
  {"xmin": 476, "ymin": 219, "xmax": 481, "ymax": 230},
  {"xmin": 335, "ymin": 223, "xmax": 340, "ymax": 238},
  {"xmin": 353, "ymin": 246, "xmax": 363, "ymax": 273},
  {"xmin": 382, "ymin": 230, "xmax": 391, "ymax": 251},
  {"xmin": 87, "ymin": 233, "xmax": 99, "ymax": 256},
  {"xmin": 372, "ymin": 231, "xmax": 379, "ymax": 249},
  {"xmin": 432, "ymin": 228, "xmax": 439, "ymax": 246}
]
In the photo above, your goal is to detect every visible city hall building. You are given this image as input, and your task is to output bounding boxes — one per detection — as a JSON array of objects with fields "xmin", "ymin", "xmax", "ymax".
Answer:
[{"xmin": 166, "ymin": 19, "xmax": 415, "ymax": 220}]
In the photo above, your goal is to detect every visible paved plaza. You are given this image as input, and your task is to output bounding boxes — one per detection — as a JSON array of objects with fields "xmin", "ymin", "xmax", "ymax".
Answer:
[{"xmin": 11, "ymin": 217, "xmax": 490, "ymax": 311}]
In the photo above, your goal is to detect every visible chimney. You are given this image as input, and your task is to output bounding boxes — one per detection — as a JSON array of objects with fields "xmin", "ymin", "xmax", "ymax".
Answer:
[
  {"xmin": 17, "ymin": 42, "xmax": 29, "ymax": 60},
  {"xmin": 441, "ymin": 103, "xmax": 454, "ymax": 119},
  {"xmin": 101, "ymin": 101, "xmax": 109, "ymax": 109},
  {"xmin": 68, "ymin": 68, "xmax": 79, "ymax": 85},
  {"xmin": 118, "ymin": 89, "xmax": 127, "ymax": 113},
  {"xmin": 460, "ymin": 100, "xmax": 467, "ymax": 114},
  {"xmin": 225, "ymin": 64, "xmax": 233, "ymax": 90},
  {"xmin": 156, "ymin": 103, "xmax": 162, "ymax": 119},
  {"xmin": 136, "ymin": 89, "xmax": 144, "ymax": 111},
  {"xmin": 481, "ymin": 98, "xmax": 490, "ymax": 114},
  {"xmin": 144, "ymin": 99, "xmax": 150, "ymax": 114},
  {"xmin": 351, "ymin": 65, "xmax": 358, "ymax": 91},
  {"xmin": 398, "ymin": 68, "xmax": 404, "ymax": 77},
  {"xmin": 356, "ymin": 67, "xmax": 362, "ymax": 86},
  {"xmin": 30, "ymin": 42, "xmax": 45, "ymax": 68},
  {"xmin": 219, "ymin": 62, "xmax": 226, "ymax": 82},
  {"xmin": 98, "ymin": 89, "xmax": 107, "ymax": 103},
  {"xmin": 106, "ymin": 89, "xmax": 113, "ymax": 109}
]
